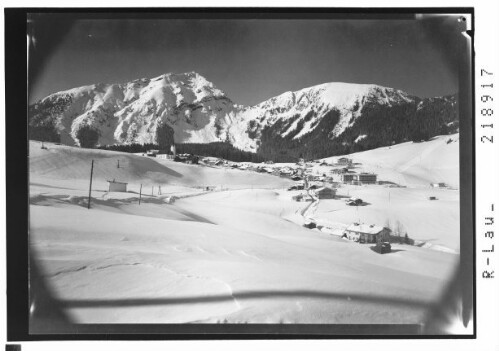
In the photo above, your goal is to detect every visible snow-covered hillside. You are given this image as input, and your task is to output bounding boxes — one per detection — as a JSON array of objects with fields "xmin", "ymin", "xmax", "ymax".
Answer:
[
  {"xmin": 29, "ymin": 141, "xmax": 460, "ymax": 325},
  {"xmin": 325, "ymin": 134, "xmax": 460, "ymax": 188},
  {"xmin": 232, "ymin": 83, "xmax": 414, "ymax": 151},
  {"xmin": 29, "ymin": 141, "xmax": 291, "ymax": 190}
]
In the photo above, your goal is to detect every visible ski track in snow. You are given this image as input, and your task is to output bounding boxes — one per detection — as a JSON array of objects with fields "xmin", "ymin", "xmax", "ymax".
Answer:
[
  {"xmin": 396, "ymin": 138, "xmax": 444, "ymax": 174},
  {"xmin": 221, "ymin": 248, "xmax": 232, "ymax": 256},
  {"xmin": 151, "ymin": 263, "xmax": 242, "ymax": 317},
  {"xmin": 47, "ymin": 250, "xmax": 242, "ymax": 322},
  {"xmin": 237, "ymin": 250, "xmax": 263, "ymax": 262},
  {"xmin": 171, "ymin": 245, "xmax": 262, "ymax": 262},
  {"xmin": 50, "ymin": 262, "xmax": 141, "ymax": 277},
  {"xmin": 195, "ymin": 246, "xmax": 208, "ymax": 253},
  {"xmin": 99, "ymin": 258, "xmax": 241, "ymax": 320},
  {"xmin": 94, "ymin": 262, "xmax": 141, "ymax": 270},
  {"xmin": 51, "ymin": 265, "xmax": 89, "ymax": 277}
]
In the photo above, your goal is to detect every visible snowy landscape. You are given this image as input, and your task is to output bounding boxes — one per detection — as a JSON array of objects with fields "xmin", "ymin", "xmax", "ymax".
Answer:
[
  {"xmin": 29, "ymin": 128, "xmax": 460, "ymax": 324},
  {"xmin": 9, "ymin": 10, "xmax": 476, "ymax": 343}
]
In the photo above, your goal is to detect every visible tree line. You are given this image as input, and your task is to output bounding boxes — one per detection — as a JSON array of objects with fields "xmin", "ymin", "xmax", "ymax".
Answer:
[
  {"xmin": 176, "ymin": 142, "xmax": 266, "ymax": 163},
  {"xmin": 98, "ymin": 141, "xmax": 267, "ymax": 163}
]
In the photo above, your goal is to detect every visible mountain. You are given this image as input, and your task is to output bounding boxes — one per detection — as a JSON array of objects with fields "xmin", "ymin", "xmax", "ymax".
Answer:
[
  {"xmin": 250, "ymin": 87, "xmax": 458, "ymax": 161},
  {"xmin": 29, "ymin": 72, "xmax": 458, "ymax": 160},
  {"xmin": 230, "ymin": 83, "xmax": 416, "ymax": 152},
  {"xmin": 29, "ymin": 72, "xmax": 240, "ymax": 146}
]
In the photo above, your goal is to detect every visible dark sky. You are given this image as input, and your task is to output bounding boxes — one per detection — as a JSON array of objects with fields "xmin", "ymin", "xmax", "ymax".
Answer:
[{"xmin": 29, "ymin": 16, "xmax": 462, "ymax": 106}]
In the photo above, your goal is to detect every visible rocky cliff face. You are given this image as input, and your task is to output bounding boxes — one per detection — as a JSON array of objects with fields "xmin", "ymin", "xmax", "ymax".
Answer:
[{"xmin": 29, "ymin": 72, "xmax": 240, "ymax": 146}]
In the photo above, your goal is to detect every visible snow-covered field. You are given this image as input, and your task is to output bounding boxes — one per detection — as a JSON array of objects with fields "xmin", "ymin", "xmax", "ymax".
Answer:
[
  {"xmin": 29, "ymin": 137, "xmax": 460, "ymax": 324},
  {"xmin": 311, "ymin": 186, "xmax": 459, "ymax": 253}
]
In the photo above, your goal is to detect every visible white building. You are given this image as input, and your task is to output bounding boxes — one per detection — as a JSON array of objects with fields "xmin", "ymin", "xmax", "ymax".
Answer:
[{"xmin": 343, "ymin": 223, "xmax": 389, "ymax": 244}]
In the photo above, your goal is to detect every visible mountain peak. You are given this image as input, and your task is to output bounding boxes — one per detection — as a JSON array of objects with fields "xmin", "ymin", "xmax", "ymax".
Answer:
[{"xmin": 156, "ymin": 71, "xmax": 201, "ymax": 79}]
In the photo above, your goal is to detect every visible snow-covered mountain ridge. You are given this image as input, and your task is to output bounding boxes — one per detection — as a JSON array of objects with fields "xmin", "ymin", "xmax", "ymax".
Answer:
[
  {"xmin": 29, "ymin": 72, "xmax": 458, "ymax": 157},
  {"xmin": 230, "ymin": 82, "xmax": 416, "ymax": 150}
]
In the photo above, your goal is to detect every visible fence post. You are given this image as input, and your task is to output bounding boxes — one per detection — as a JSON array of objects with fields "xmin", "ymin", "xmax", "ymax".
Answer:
[
  {"xmin": 87, "ymin": 160, "xmax": 94, "ymax": 209},
  {"xmin": 139, "ymin": 184, "xmax": 142, "ymax": 205}
]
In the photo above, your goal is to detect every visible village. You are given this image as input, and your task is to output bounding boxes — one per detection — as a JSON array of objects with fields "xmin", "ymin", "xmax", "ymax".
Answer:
[{"xmin": 133, "ymin": 146, "xmax": 454, "ymax": 254}]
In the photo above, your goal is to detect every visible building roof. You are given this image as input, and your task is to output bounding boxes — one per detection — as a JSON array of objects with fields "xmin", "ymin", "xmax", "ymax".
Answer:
[{"xmin": 345, "ymin": 223, "xmax": 385, "ymax": 235}]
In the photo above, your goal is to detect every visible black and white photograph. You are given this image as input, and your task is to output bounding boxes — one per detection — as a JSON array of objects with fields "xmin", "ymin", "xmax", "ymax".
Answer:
[{"xmin": 5, "ymin": 6, "xmax": 493, "ymax": 345}]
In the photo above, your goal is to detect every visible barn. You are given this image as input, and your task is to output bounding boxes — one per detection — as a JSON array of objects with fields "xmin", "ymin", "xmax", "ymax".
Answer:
[
  {"xmin": 337, "ymin": 157, "xmax": 352, "ymax": 166},
  {"xmin": 314, "ymin": 186, "xmax": 336, "ymax": 199},
  {"xmin": 107, "ymin": 180, "xmax": 128, "ymax": 192},
  {"xmin": 343, "ymin": 223, "xmax": 389, "ymax": 244}
]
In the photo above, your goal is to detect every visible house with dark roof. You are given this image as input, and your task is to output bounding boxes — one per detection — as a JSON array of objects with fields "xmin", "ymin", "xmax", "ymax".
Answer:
[{"xmin": 314, "ymin": 186, "xmax": 336, "ymax": 199}]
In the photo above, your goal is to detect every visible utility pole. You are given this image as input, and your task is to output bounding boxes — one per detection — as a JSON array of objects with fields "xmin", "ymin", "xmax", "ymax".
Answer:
[
  {"xmin": 117, "ymin": 159, "xmax": 120, "ymax": 168},
  {"xmin": 87, "ymin": 160, "xmax": 94, "ymax": 209},
  {"xmin": 139, "ymin": 184, "xmax": 142, "ymax": 205}
]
